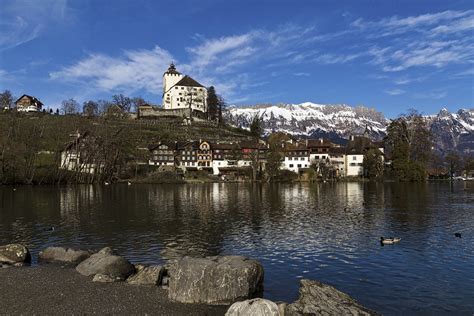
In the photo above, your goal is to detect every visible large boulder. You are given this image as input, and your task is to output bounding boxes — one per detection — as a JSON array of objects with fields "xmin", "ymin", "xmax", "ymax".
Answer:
[
  {"xmin": 38, "ymin": 247, "xmax": 92, "ymax": 265},
  {"xmin": 76, "ymin": 247, "xmax": 134, "ymax": 280},
  {"xmin": 226, "ymin": 298, "xmax": 281, "ymax": 316},
  {"xmin": 0, "ymin": 244, "xmax": 31, "ymax": 266},
  {"xmin": 168, "ymin": 256, "xmax": 264, "ymax": 305},
  {"xmin": 285, "ymin": 279, "xmax": 378, "ymax": 316},
  {"xmin": 126, "ymin": 265, "xmax": 163, "ymax": 286}
]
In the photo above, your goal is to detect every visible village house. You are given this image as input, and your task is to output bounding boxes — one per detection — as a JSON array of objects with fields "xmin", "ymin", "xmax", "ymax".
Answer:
[
  {"xmin": 176, "ymin": 141, "xmax": 199, "ymax": 169},
  {"xmin": 148, "ymin": 141, "xmax": 176, "ymax": 166},
  {"xmin": 328, "ymin": 147, "xmax": 346, "ymax": 177},
  {"xmin": 14, "ymin": 94, "xmax": 43, "ymax": 112},
  {"xmin": 307, "ymin": 138, "xmax": 333, "ymax": 164},
  {"xmin": 345, "ymin": 135, "xmax": 384, "ymax": 176},
  {"xmin": 60, "ymin": 132, "xmax": 103, "ymax": 174},
  {"xmin": 197, "ymin": 141, "xmax": 212, "ymax": 169},
  {"xmin": 282, "ymin": 141, "xmax": 310, "ymax": 173},
  {"xmin": 210, "ymin": 142, "xmax": 238, "ymax": 175}
]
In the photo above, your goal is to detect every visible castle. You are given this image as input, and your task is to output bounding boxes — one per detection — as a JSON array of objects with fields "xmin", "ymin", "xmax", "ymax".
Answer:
[
  {"xmin": 138, "ymin": 63, "xmax": 208, "ymax": 119},
  {"xmin": 162, "ymin": 63, "xmax": 208, "ymax": 113}
]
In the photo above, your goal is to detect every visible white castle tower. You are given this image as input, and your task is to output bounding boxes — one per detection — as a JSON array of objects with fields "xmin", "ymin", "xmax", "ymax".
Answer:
[{"xmin": 162, "ymin": 63, "xmax": 183, "ymax": 96}]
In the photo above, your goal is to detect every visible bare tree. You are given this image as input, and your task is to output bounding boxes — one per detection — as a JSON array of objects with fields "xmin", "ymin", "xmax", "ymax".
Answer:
[
  {"xmin": 61, "ymin": 98, "xmax": 80, "ymax": 115},
  {"xmin": 0, "ymin": 90, "xmax": 14, "ymax": 110}
]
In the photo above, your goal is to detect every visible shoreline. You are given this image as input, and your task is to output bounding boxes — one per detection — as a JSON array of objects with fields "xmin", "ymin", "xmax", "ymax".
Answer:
[{"xmin": 0, "ymin": 265, "xmax": 229, "ymax": 315}]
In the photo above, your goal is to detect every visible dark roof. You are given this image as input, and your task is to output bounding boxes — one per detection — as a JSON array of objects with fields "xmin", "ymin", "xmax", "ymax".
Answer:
[
  {"xmin": 283, "ymin": 143, "xmax": 308, "ymax": 151},
  {"xmin": 176, "ymin": 141, "xmax": 199, "ymax": 150},
  {"xmin": 307, "ymin": 138, "xmax": 333, "ymax": 148},
  {"xmin": 328, "ymin": 147, "xmax": 346, "ymax": 155},
  {"xmin": 14, "ymin": 94, "xmax": 44, "ymax": 106},
  {"xmin": 174, "ymin": 75, "xmax": 205, "ymax": 88},
  {"xmin": 345, "ymin": 136, "xmax": 379, "ymax": 155},
  {"xmin": 148, "ymin": 141, "xmax": 177, "ymax": 151},
  {"xmin": 210, "ymin": 142, "xmax": 238, "ymax": 150},
  {"xmin": 164, "ymin": 63, "xmax": 181, "ymax": 75},
  {"xmin": 239, "ymin": 141, "xmax": 267, "ymax": 150}
]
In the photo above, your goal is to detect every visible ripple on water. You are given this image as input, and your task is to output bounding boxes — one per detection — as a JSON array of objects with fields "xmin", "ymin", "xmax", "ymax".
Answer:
[{"xmin": 0, "ymin": 182, "xmax": 473, "ymax": 315}]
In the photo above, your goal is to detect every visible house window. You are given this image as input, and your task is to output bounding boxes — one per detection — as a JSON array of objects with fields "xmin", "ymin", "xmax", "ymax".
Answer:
[
  {"xmin": 350, "ymin": 163, "xmax": 356, "ymax": 166},
  {"xmin": 297, "ymin": 164, "xmax": 301, "ymax": 168},
  {"xmin": 352, "ymin": 156, "xmax": 357, "ymax": 161},
  {"xmin": 315, "ymin": 156, "xmax": 319, "ymax": 159},
  {"xmin": 289, "ymin": 164, "xmax": 294, "ymax": 168}
]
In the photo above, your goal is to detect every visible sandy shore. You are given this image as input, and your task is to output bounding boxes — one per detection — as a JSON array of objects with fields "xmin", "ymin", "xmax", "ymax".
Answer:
[{"xmin": 0, "ymin": 265, "xmax": 229, "ymax": 315}]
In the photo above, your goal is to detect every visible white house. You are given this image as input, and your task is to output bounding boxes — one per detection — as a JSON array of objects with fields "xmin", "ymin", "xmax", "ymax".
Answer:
[
  {"xmin": 60, "ymin": 132, "xmax": 102, "ymax": 174},
  {"xmin": 162, "ymin": 63, "xmax": 208, "ymax": 113},
  {"xmin": 344, "ymin": 135, "xmax": 384, "ymax": 177},
  {"xmin": 14, "ymin": 94, "xmax": 43, "ymax": 112},
  {"xmin": 282, "ymin": 142, "xmax": 310, "ymax": 173}
]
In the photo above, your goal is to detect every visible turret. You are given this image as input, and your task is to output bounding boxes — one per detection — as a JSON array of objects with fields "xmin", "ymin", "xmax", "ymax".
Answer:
[{"xmin": 163, "ymin": 63, "xmax": 183, "ymax": 94}]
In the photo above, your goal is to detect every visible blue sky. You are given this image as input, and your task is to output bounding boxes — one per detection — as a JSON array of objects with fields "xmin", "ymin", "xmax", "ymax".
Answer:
[{"xmin": 0, "ymin": 0, "xmax": 473, "ymax": 117}]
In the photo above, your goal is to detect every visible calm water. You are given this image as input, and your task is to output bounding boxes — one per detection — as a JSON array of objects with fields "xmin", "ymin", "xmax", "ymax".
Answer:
[{"xmin": 0, "ymin": 182, "xmax": 473, "ymax": 315}]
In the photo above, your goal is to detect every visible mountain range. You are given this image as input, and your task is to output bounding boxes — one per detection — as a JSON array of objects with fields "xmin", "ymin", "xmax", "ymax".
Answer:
[{"xmin": 224, "ymin": 103, "xmax": 473, "ymax": 155}]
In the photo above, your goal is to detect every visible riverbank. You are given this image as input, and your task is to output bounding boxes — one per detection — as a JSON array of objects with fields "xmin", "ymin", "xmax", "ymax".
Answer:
[{"xmin": 0, "ymin": 265, "xmax": 228, "ymax": 315}]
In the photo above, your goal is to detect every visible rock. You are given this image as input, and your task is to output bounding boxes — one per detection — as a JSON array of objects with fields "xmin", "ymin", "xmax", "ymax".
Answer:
[
  {"xmin": 98, "ymin": 247, "xmax": 115, "ymax": 255},
  {"xmin": 0, "ymin": 244, "xmax": 31, "ymax": 266},
  {"xmin": 93, "ymin": 274, "xmax": 123, "ymax": 283},
  {"xmin": 126, "ymin": 265, "xmax": 163, "ymax": 286},
  {"xmin": 226, "ymin": 298, "xmax": 281, "ymax": 316},
  {"xmin": 168, "ymin": 256, "xmax": 264, "ymax": 305},
  {"xmin": 285, "ymin": 279, "xmax": 378, "ymax": 316},
  {"xmin": 38, "ymin": 247, "xmax": 92, "ymax": 265},
  {"xmin": 76, "ymin": 247, "xmax": 134, "ymax": 280}
]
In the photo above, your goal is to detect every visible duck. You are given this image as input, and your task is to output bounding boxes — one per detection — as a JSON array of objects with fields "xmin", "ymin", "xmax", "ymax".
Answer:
[
  {"xmin": 380, "ymin": 237, "xmax": 401, "ymax": 245},
  {"xmin": 127, "ymin": 181, "xmax": 132, "ymax": 186},
  {"xmin": 45, "ymin": 226, "xmax": 55, "ymax": 232},
  {"xmin": 454, "ymin": 233, "xmax": 462, "ymax": 238},
  {"xmin": 104, "ymin": 181, "xmax": 110, "ymax": 186}
]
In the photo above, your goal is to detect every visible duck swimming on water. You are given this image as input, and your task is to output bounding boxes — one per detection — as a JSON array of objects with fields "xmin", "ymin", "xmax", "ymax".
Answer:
[
  {"xmin": 454, "ymin": 233, "xmax": 462, "ymax": 238},
  {"xmin": 380, "ymin": 237, "xmax": 401, "ymax": 245}
]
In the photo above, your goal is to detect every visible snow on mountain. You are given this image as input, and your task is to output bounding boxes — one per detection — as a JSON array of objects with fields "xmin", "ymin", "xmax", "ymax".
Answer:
[
  {"xmin": 224, "ymin": 102, "xmax": 474, "ymax": 153},
  {"xmin": 225, "ymin": 102, "xmax": 387, "ymax": 143}
]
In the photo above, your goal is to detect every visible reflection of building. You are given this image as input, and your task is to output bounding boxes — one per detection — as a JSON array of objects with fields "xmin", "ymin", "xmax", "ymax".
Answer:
[{"xmin": 14, "ymin": 94, "xmax": 43, "ymax": 112}]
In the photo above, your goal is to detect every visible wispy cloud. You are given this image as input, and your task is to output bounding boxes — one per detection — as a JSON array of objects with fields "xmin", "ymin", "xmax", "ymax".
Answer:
[
  {"xmin": 413, "ymin": 90, "xmax": 447, "ymax": 99},
  {"xmin": 293, "ymin": 72, "xmax": 310, "ymax": 77},
  {"xmin": 0, "ymin": 0, "xmax": 68, "ymax": 51},
  {"xmin": 50, "ymin": 46, "xmax": 173, "ymax": 94},
  {"xmin": 385, "ymin": 88, "xmax": 405, "ymax": 96}
]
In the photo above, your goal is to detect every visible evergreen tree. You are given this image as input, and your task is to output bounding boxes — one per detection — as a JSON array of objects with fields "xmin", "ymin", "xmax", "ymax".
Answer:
[
  {"xmin": 250, "ymin": 115, "xmax": 263, "ymax": 139},
  {"xmin": 206, "ymin": 86, "xmax": 219, "ymax": 121}
]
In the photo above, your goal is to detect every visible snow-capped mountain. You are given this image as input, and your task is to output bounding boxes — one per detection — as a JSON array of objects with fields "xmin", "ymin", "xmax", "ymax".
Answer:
[
  {"xmin": 224, "ymin": 102, "xmax": 474, "ymax": 153},
  {"xmin": 427, "ymin": 108, "xmax": 474, "ymax": 154}
]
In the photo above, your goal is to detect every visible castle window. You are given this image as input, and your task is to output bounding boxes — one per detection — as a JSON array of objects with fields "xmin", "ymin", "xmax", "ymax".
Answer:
[{"xmin": 175, "ymin": 87, "xmax": 178, "ymax": 89}]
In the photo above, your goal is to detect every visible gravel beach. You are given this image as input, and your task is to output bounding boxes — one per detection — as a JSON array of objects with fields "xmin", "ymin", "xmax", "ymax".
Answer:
[{"xmin": 0, "ymin": 265, "xmax": 229, "ymax": 315}]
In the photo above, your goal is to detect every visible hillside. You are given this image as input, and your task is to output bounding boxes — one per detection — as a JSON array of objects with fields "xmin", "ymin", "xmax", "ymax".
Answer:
[{"xmin": 224, "ymin": 103, "xmax": 474, "ymax": 154}]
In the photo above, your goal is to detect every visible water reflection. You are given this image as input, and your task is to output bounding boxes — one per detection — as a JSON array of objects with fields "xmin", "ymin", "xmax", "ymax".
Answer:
[{"xmin": 0, "ymin": 182, "xmax": 473, "ymax": 315}]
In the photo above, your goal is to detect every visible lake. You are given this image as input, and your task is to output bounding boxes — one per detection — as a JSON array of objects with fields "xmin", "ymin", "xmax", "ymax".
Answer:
[{"xmin": 0, "ymin": 182, "xmax": 473, "ymax": 315}]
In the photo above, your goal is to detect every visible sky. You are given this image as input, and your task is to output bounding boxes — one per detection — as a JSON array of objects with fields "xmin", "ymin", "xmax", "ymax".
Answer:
[{"xmin": 0, "ymin": 0, "xmax": 473, "ymax": 118}]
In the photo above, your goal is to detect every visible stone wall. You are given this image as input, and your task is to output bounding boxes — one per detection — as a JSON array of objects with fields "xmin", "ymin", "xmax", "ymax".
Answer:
[{"xmin": 138, "ymin": 106, "xmax": 208, "ymax": 121}]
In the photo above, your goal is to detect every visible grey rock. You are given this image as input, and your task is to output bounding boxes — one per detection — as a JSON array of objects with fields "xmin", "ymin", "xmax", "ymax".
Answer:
[
  {"xmin": 38, "ymin": 247, "xmax": 92, "ymax": 265},
  {"xmin": 98, "ymin": 247, "xmax": 115, "ymax": 255},
  {"xmin": 285, "ymin": 279, "xmax": 378, "ymax": 316},
  {"xmin": 92, "ymin": 273, "xmax": 123, "ymax": 283},
  {"xmin": 168, "ymin": 255, "xmax": 264, "ymax": 305},
  {"xmin": 76, "ymin": 249, "xmax": 134, "ymax": 280},
  {"xmin": 126, "ymin": 265, "xmax": 163, "ymax": 286},
  {"xmin": 226, "ymin": 298, "xmax": 281, "ymax": 316},
  {"xmin": 0, "ymin": 244, "xmax": 31, "ymax": 266}
]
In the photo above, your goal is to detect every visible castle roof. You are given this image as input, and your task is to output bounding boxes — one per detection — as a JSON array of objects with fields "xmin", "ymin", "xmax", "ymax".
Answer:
[
  {"xmin": 174, "ymin": 75, "xmax": 205, "ymax": 88},
  {"xmin": 164, "ymin": 63, "xmax": 181, "ymax": 75}
]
